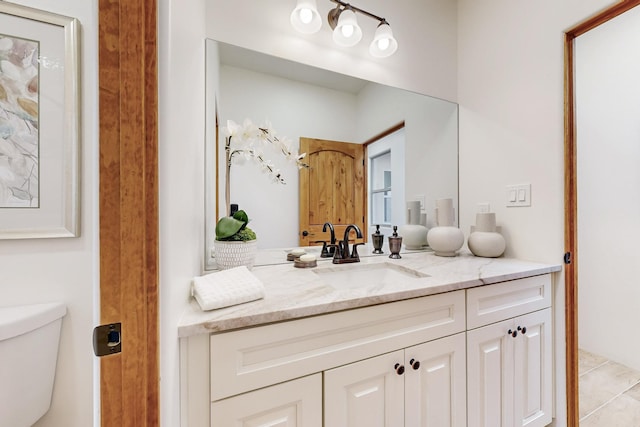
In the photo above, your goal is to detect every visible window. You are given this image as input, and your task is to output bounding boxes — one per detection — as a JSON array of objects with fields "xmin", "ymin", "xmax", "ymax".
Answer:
[
  {"xmin": 370, "ymin": 151, "xmax": 392, "ymax": 225},
  {"xmin": 367, "ymin": 126, "xmax": 405, "ymax": 234}
]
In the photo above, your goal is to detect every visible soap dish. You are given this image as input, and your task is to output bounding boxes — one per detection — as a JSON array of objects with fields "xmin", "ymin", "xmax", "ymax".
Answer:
[
  {"xmin": 294, "ymin": 259, "xmax": 317, "ymax": 268},
  {"xmin": 287, "ymin": 249, "xmax": 307, "ymax": 261}
]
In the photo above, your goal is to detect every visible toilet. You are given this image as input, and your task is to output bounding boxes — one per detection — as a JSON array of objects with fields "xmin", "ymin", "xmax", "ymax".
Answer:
[{"xmin": 0, "ymin": 302, "xmax": 67, "ymax": 427}]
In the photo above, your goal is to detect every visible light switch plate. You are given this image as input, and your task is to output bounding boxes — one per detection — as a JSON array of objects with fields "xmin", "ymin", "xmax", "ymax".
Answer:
[{"xmin": 506, "ymin": 184, "xmax": 531, "ymax": 207}]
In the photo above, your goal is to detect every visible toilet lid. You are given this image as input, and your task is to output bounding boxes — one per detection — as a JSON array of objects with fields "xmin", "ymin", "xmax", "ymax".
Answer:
[{"xmin": 0, "ymin": 302, "xmax": 67, "ymax": 341}]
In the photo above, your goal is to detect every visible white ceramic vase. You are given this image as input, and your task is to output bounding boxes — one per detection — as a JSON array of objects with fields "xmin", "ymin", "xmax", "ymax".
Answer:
[
  {"xmin": 214, "ymin": 239, "xmax": 258, "ymax": 270},
  {"xmin": 406, "ymin": 201, "xmax": 421, "ymax": 225},
  {"xmin": 468, "ymin": 213, "xmax": 506, "ymax": 258},
  {"xmin": 399, "ymin": 201, "xmax": 428, "ymax": 249},
  {"xmin": 427, "ymin": 198, "xmax": 464, "ymax": 257},
  {"xmin": 400, "ymin": 224, "xmax": 428, "ymax": 249}
]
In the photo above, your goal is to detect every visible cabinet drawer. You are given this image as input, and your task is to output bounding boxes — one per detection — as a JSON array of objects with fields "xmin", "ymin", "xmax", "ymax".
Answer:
[
  {"xmin": 466, "ymin": 274, "xmax": 551, "ymax": 329},
  {"xmin": 210, "ymin": 290, "xmax": 465, "ymax": 401},
  {"xmin": 211, "ymin": 373, "xmax": 322, "ymax": 427}
]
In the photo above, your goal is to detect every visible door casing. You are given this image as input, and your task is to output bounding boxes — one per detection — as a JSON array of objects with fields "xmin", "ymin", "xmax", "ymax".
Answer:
[
  {"xmin": 563, "ymin": 1, "xmax": 640, "ymax": 425},
  {"xmin": 98, "ymin": 0, "xmax": 159, "ymax": 425}
]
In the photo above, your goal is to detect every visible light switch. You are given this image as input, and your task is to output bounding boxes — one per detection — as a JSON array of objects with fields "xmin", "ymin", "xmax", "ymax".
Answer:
[{"xmin": 506, "ymin": 183, "xmax": 531, "ymax": 207}]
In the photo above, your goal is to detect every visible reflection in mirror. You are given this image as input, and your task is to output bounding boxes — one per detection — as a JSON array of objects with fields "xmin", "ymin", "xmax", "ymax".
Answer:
[
  {"xmin": 369, "ymin": 145, "xmax": 393, "ymax": 226},
  {"xmin": 367, "ymin": 127, "xmax": 406, "ymax": 235},
  {"xmin": 205, "ymin": 39, "xmax": 458, "ymax": 269}
]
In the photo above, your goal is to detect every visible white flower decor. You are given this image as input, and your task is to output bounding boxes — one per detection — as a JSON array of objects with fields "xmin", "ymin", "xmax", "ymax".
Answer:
[{"xmin": 222, "ymin": 119, "xmax": 308, "ymax": 214}]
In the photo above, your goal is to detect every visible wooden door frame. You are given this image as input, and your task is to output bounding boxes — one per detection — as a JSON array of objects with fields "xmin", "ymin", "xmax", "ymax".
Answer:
[
  {"xmin": 99, "ymin": 0, "xmax": 159, "ymax": 426},
  {"xmin": 564, "ymin": 1, "xmax": 640, "ymax": 425}
]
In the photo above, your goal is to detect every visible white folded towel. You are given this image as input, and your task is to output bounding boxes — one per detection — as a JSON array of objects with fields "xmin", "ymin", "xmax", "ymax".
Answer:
[{"xmin": 192, "ymin": 266, "xmax": 265, "ymax": 311}]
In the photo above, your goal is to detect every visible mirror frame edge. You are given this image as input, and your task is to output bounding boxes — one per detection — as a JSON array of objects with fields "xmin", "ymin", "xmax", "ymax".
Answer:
[{"xmin": 564, "ymin": 1, "xmax": 640, "ymax": 425}]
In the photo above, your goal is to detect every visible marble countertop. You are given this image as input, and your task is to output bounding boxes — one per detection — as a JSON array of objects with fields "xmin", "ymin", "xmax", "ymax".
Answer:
[{"xmin": 178, "ymin": 249, "xmax": 562, "ymax": 338}]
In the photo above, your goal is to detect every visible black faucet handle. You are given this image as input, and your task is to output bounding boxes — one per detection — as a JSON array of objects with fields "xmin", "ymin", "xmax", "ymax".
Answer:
[
  {"xmin": 327, "ymin": 243, "xmax": 342, "ymax": 260},
  {"xmin": 351, "ymin": 242, "xmax": 365, "ymax": 260},
  {"xmin": 315, "ymin": 240, "xmax": 333, "ymax": 258}
]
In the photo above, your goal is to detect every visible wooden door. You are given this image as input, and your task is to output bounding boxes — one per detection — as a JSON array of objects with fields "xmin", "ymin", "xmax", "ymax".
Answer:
[
  {"xmin": 99, "ymin": 0, "xmax": 159, "ymax": 426},
  {"xmin": 298, "ymin": 138, "xmax": 366, "ymax": 247},
  {"xmin": 324, "ymin": 350, "xmax": 405, "ymax": 427},
  {"xmin": 467, "ymin": 318, "xmax": 516, "ymax": 427},
  {"xmin": 404, "ymin": 333, "xmax": 466, "ymax": 427},
  {"xmin": 513, "ymin": 309, "xmax": 552, "ymax": 427}
]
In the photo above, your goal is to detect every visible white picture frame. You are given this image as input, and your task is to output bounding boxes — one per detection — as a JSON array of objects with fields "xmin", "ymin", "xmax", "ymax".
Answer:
[{"xmin": 0, "ymin": 2, "xmax": 80, "ymax": 239}]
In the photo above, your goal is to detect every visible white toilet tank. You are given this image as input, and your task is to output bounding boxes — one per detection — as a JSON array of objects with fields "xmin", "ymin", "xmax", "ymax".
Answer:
[{"xmin": 0, "ymin": 302, "xmax": 67, "ymax": 427}]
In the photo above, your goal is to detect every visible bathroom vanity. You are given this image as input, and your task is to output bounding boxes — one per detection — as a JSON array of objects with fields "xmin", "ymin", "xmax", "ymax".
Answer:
[{"xmin": 179, "ymin": 251, "xmax": 561, "ymax": 427}]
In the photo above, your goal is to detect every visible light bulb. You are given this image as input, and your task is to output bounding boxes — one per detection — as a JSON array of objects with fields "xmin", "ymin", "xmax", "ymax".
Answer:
[
  {"xmin": 377, "ymin": 38, "xmax": 390, "ymax": 51},
  {"xmin": 290, "ymin": 0, "xmax": 321, "ymax": 34},
  {"xmin": 332, "ymin": 8, "xmax": 362, "ymax": 47},
  {"xmin": 341, "ymin": 24, "xmax": 354, "ymax": 38},
  {"xmin": 299, "ymin": 8, "xmax": 312, "ymax": 24}
]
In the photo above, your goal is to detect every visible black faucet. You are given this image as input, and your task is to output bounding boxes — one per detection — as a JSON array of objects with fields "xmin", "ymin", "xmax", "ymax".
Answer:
[
  {"xmin": 319, "ymin": 222, "xmax": 337, "ymax": 258},
  {"xmin": 333, "ymin": 224, "xmax": 364, "ymax": 264}
]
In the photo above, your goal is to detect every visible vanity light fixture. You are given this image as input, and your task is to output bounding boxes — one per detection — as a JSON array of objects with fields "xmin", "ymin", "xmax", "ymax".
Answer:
[{"xmin": 290, "ymin": 0, "xmax": 398, "ymax": 58}]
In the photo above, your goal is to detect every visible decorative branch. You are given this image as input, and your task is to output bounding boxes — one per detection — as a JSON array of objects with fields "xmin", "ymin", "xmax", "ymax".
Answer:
[{"xmin": 222, "ymin": 119, "xmax": 309, "ymax": 215}]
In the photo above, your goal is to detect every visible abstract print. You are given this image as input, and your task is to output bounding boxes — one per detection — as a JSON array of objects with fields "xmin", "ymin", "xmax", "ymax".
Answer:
[{"xmin": 0, "ymin": 34, "xmax": 39, "ymax": 208}]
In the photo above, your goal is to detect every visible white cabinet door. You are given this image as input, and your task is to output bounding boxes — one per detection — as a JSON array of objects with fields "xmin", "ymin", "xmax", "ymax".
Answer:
[
  {"xmin": 211, "ymin": 374, "xmax": 321, "ymax": 427},
  {"xmin": 513, "ymin": 308, "xmax": 552, "ymax": 427},
  {"xmin": 324, "ymin": 350, "xmax": 405, "ymax": 427},
  {"xmin": 405, "ymin": 333, "xmax": 467, "ymax": 427},
  {"xmin": 467, "ymin": 318, "xmax": 515, "ymax": 427},
  {"xmin": 467, "ymin": 308, "xmax": 552, "ymax": 427}
]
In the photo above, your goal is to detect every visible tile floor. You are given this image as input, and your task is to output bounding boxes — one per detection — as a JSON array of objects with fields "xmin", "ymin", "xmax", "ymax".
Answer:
[{"xmin": 579, "ymin": 349, "xmax": 640, "ymax": 426}]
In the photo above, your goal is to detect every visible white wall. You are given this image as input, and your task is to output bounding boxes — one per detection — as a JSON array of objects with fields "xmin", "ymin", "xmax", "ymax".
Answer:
[
  {"xmin": 576, "ymin": 5, "xmax": 640, "ymax": 371},
  {"xmin": 457, "ymin": 1, "xmax": 616, "ymax": 425},
  {"xmin": 158, "ymin": 1, "xmax": 207, "ymax": 427},
  {"xmin": 0, "ymin": 0, "xmax": 98, "ymax": 426},
  {"xmin": 458, "ymin": 0, "xmax": 614, "ymax": 259}
]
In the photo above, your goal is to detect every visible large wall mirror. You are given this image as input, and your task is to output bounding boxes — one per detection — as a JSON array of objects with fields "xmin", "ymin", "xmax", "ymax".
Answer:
[{"xmin": 205, "ymin": 39, "xmax": 459, "ymax": 270}]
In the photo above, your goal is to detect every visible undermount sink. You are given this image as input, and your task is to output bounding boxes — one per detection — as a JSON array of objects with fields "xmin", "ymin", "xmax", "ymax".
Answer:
[{"xmin": 313, "ymin": 262, "xmax": 429, "ymax": 289}]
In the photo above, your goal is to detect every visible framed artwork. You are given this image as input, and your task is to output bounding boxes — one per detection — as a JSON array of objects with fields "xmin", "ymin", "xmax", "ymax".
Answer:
[{"xmin": 0, "ymin": 2, "xmax": 80, "ymax": 239}]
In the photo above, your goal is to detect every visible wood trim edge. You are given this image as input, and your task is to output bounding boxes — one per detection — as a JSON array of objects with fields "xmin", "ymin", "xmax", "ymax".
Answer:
[
  {"xmin": 564, "ymin": 2, "xmax": 640, "ymax": 426},
  {"xmin": 99, "ymin": 0, "xmax": 159, "ymax": 425},
  {"xmin": 564, "ymin": 30, "xmax": 579, "ymax": 427}
]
